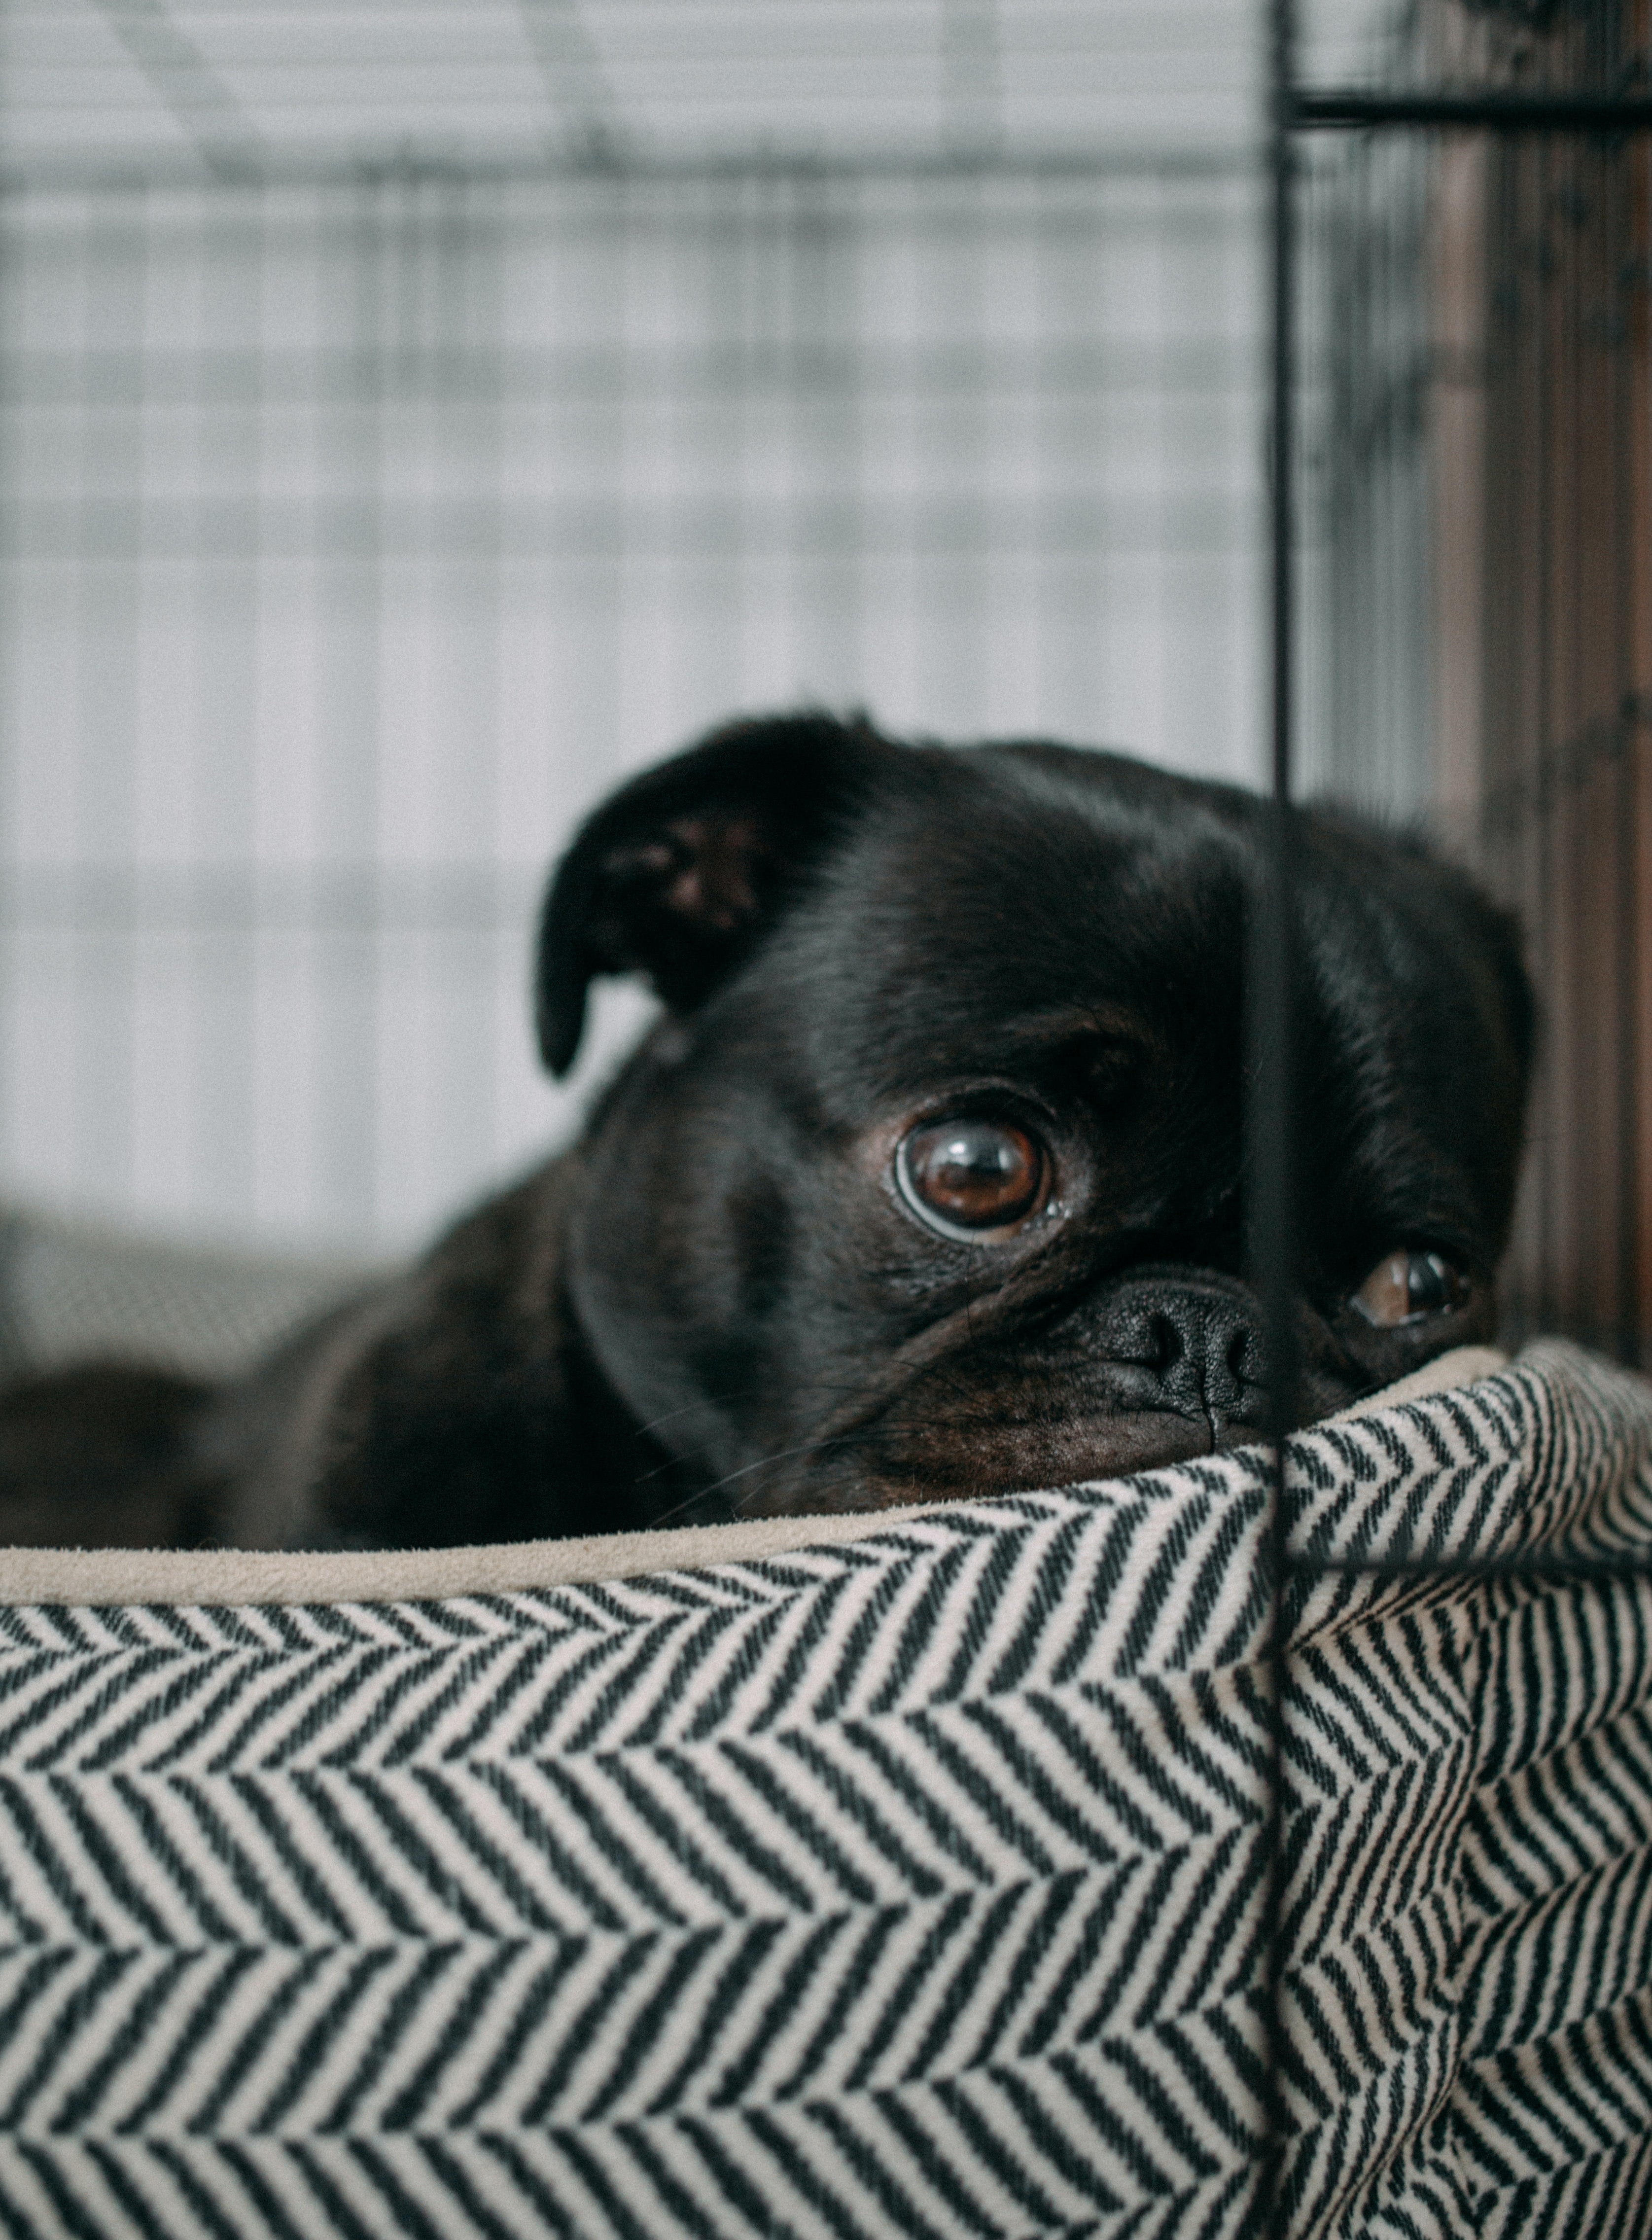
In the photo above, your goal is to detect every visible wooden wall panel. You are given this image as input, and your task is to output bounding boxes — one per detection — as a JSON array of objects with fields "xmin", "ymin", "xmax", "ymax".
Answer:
[{"xmin": 1417, "ymin": 0, "xmax": 1650, "ymax": 1364}]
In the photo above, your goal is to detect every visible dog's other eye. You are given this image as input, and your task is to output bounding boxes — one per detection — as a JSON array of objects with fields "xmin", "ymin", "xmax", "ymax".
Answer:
[
  {"xmin": 896, "ymin": 1118, "xmax": 1048, "ymax": 1239},
  {"xmin": 1352, "ymin": 1249, "xmax": 1469, "ymax": 1326}
]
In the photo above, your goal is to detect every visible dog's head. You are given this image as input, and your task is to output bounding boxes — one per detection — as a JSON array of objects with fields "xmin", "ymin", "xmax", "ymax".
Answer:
[{"xmin": 538, "ymin": 713, "xmax": 1533, "ymax": 1520}]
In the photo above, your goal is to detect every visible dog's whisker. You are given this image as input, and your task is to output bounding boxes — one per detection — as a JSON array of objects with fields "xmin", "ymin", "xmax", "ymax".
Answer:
[
  {"xmin": 629, "ymin": 1423, "xmax": 858, "ymax": 1490},
  {"xmin": 638, "ymin": 1343, "xmax": 988, "ymax": 1514},
  {"xmin": 632, "ymin": 1430, "xmax": 870, "ymax": 1531},
  {"xmin": 635, "ymin": 1486, "xmax": 732, "ymax": 1530},
  {"xmin": 630, "ymin": 1380, "xmax": 871, "ymax": 1442},
  {"xmin": 630, "ymin": 1413, "xmax": 866, "ymax": 1493},
  {"xmin": 697, "ymin": 1434, "xmax": 868, "ymax": 1506},
  {"xmin": 632, "ymin": 1452, "xmax": 694, "ymax": 1488}
]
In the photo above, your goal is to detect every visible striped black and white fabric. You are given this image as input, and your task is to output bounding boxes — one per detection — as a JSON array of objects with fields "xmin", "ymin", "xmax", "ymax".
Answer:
[{"xmin": 2, "ymin": 1338, "xmax": 1652, "ymax": 2238}]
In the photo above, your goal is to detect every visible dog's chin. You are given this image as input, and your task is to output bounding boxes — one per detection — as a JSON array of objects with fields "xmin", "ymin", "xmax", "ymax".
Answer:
[{"xmin": 727, "ymin": 1406, "xmax": 1278, "ymax": 1522}]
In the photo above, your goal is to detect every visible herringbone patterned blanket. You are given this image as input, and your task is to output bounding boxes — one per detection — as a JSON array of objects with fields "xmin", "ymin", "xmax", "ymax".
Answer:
[{"xmin": 2, "ymin": 1339, "xmax": 1651, "ymax": 2237}]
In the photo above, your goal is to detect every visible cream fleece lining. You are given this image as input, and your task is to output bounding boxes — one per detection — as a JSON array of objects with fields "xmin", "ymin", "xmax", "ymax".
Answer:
[{"xmin": 0, "ymin": 1343, "xmax": 1508, "ymax": 1606}]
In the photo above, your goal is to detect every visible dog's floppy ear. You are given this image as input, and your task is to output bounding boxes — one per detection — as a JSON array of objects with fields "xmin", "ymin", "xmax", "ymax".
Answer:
[{"xmin": 536, "ymin": 712, "xmax": 892, "ymax": 1076}]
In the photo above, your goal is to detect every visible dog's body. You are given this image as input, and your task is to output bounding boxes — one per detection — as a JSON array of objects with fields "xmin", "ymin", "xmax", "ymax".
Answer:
[{"xmin": 0, "ymin": 714, "xmax": 1533, "ymax": 1550}]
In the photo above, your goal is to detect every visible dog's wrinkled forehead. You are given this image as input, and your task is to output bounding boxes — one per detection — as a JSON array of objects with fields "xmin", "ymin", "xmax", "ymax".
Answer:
[{"xmin": 769, "ymin": 765, "xmax": 1251, "ymax": 1104}]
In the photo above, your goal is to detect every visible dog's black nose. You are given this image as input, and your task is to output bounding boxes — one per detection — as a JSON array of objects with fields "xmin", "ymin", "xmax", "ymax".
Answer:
[{"xmin": 1094, "ymin": 1274, "xmax": 1266, "ymax": 1426}]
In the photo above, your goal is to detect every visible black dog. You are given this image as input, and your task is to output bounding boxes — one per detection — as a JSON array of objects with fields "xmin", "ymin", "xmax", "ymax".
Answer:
[{"xmin": 0, "ymin": 712, "xmax": 1532, "ymax": 1550}]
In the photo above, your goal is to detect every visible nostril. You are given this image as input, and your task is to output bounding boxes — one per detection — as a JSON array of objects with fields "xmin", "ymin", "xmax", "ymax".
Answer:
[
  {"xmin": 1147, "ymin": 1313, "xmax": 1183, "ymax": 1374},
  {"xmin": 1225, "ymin": 1323, "xmax": 1258, "ymax": 1387}
]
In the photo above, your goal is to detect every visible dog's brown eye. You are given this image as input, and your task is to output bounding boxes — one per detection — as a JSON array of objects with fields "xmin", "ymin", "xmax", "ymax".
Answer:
[
  {"xmin": 896, "ymin": 1119, "xmax": 1047, "ymax": 1239},
  {"xmin": 1352, "ymin": 1249, "xmax": 1469, "ymax": 1326}
]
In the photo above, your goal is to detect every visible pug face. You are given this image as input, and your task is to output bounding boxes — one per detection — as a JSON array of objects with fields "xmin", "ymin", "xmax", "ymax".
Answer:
[{"xmin": 543, "ymin": 716, "xmax": 1531, "ymax": 1520}]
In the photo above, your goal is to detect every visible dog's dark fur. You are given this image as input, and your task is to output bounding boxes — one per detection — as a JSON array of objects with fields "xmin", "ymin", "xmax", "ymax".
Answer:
[{"xmin": 0, "ymin": 713, "xmax": 1534, "ymax": 1550}]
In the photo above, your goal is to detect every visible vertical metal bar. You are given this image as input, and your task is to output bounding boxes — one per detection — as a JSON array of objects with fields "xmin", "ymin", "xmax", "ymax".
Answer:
[
  {"xmin": 315, "ymin": 176, "xmax": 385, "ymax": 1239},
  {"xmin": 1561, "ymin": 103, "xmax": 1582, "ymax": 1350},
  {"xmin": 1376, "ymin": 128, "xmax": 1391, "ymax": 802},
  {"xmin": 1534, "ymin": 119, "xmax": 1556, "ymax": 1340},
  {"xmin": 430, "ymin": 175, "xmax": 502, "ymax": 1228},
  {"xmin": 1612, "ymin": 118, "xmax": 1639, "ymax": 1366},
  {"xmin": 1485, "ymin": 137, "xmax": 1527, "ymax": 1346},
  {"xmin": 0, "ymin": 194, "xmax": 14, "ymax": 1204},
  {"xmin": 75, "ymin": 189, "xmax": 147, "ymax": 1217},
  {"xmin": 193, "ymin": 180, "xmax": 265, "ymax": 1232},
  {"xmin": 1255, "ymin": 0, "xmax": 1298, "ymax": 2227}
]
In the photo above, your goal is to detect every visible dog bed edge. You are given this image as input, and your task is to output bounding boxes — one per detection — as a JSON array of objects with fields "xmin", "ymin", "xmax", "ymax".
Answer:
[{"xmin": 0, "ymin": 1343, "xmax": 1511, "ymax": 1606}]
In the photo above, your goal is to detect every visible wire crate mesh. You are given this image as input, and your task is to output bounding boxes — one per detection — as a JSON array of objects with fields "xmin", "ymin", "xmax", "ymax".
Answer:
[{"xmin": 0, "ymin": 2, "xmax": 1332, "ymax": 1256}]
